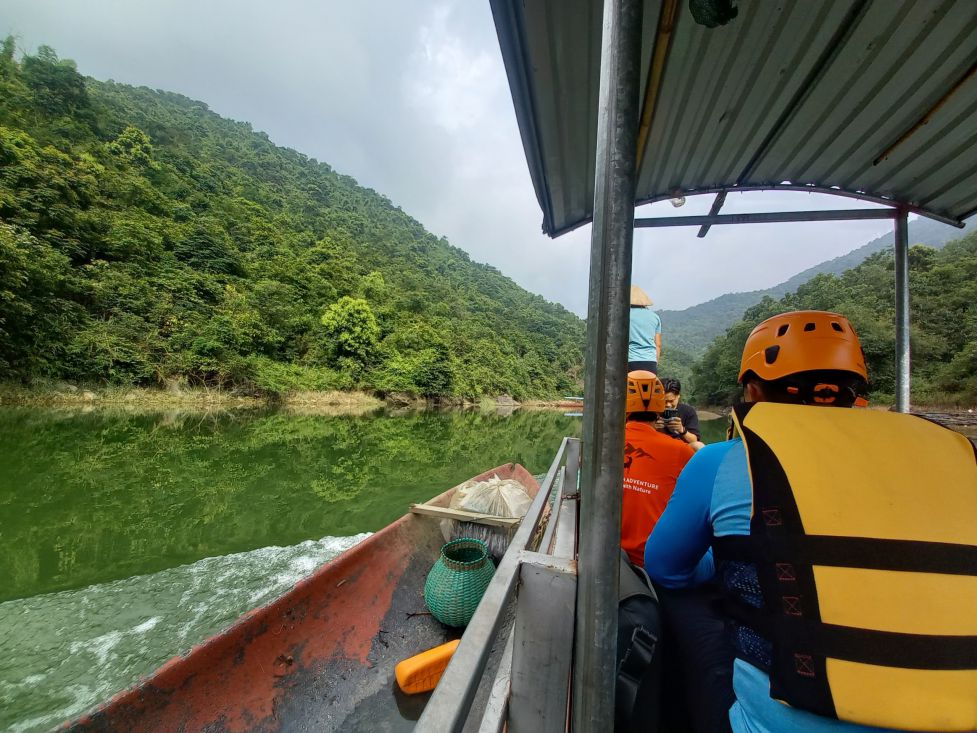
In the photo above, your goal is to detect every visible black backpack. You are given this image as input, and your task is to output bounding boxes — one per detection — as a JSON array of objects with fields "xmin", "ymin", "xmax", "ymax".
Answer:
[{"xmin": 615, "ymin": 552, "xmax": 661, "ymax": 733}]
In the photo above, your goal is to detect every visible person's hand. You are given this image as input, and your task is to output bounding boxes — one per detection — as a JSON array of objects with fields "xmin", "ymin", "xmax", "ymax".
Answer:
[
  {"xmin": 666, "ymin": 416, "xmax": 685, "ymax": 435},
  {"xmin": 654, "ymin": 416, "xmax": 665, "ymax": 431}
]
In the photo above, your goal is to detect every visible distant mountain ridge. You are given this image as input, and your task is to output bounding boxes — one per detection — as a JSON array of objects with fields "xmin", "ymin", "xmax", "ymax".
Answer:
[{"xmin": 660, "ymin": 215, "xmax": 973, "ymax": 357}]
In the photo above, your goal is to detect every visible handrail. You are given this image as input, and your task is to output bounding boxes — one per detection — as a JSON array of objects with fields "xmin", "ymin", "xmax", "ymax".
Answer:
[
  {"xmin": 415, "ymin": 437, "xmax": 572, "ymax": 732},
  {"xmin": 538, "ymin": 468, "xmax": 564, "ymax": 551},
  {"xmin": 541, "ymin": 438, "xmax": 580, "ymax": 555},
  {"xmin": 477, "ymin": 629, "xmax": 515, "ymax": 733}
]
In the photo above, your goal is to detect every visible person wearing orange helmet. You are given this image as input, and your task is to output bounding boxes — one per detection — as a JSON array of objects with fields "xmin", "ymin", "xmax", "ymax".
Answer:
[
  {"xmin": 620, "ymin": 370, "xmax": 695, "ymax": 567},
  {"xmin": 735, "ymin": 310, "xmax": 867, "ymax": 408},
  {"xmin": 644, "ymin": 312, "xmax": 870, "ymax": 733},
  {"xmin": 644, "ymin": 311, "xmax": 977, "ymax": 733}
]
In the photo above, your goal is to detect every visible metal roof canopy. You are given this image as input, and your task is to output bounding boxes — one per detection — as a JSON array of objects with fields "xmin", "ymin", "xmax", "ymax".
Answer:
[
  {"xmin": 493, "ymin": 0, "xmax": 977, "ymax": 237},
  {"xmin": 488, "ymin": 1, "xmax": 977, "ymax": 731}
]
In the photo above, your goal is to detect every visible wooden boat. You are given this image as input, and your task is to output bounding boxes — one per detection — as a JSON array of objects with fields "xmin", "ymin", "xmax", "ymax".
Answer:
[{"xmin": 61, "ymin": 463, "xmax": 540, "ymax": 733}]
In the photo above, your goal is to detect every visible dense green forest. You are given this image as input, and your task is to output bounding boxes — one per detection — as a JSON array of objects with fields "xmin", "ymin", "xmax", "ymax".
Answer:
[
  {"xmin": 692, "ymin": 233, "xmax": 977, "ymax": 407},
  {"xmin": 0, "ymin": 42, "xmax": 584, "ymax": 400},
  {"xmin": 660, "ymin": 215, "xmax": 971, "ymax": 358}
]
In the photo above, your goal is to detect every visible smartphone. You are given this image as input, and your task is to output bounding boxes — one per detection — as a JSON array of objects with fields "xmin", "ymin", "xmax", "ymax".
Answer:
[{"xmin": 663, "ymin": 408, "xmax": 678, "ymax": 420}]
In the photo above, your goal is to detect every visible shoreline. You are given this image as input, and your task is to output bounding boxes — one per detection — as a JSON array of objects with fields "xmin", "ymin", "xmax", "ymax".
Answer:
[
  {"xmin": 0, "ymin": 384, "xmax": 576, "ymax": 414},
  {"xmin": 2, "ymin": 386, "xmax": 973, "ymax": 430},
  {"xmin": 0, "ymin": 384, "xmax": 379, "ymax": 413}
]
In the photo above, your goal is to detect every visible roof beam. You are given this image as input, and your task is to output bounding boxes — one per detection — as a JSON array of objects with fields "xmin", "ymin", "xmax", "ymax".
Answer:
[
  {"xmin": 633, "ymin": 184, "xmax": 965, "ymax": 228},
  {"xmin": 696, "ymin": 190, "xmax": 727, "ymax": 238},
  {"xmin": 635, "ymin": 208, "xmax": 897, "ymax": 228}
]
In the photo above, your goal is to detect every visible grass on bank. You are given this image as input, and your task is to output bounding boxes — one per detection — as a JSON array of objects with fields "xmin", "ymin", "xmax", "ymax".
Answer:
[
  {"xmin": 0, "ymin": 382, "xmax": 576, "ymax": 414},
  {"xmin": 0, "ymin": 381, "xmax": 382, "ymax": 411}
]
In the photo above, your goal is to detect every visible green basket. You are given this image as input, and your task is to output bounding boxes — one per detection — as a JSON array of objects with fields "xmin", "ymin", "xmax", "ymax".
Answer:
[{"xmin": 424, "ymin": 538, "xmax": 496, "ymax": 627}]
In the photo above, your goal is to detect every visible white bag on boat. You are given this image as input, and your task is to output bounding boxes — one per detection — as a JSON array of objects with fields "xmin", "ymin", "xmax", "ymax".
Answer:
[{"xmin": 449, "ymin": 475, "xmax": 532, "ymax": 518}]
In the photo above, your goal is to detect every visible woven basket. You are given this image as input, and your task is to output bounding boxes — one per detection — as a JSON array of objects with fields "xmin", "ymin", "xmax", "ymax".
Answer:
[{"xmin": 424, "ymin": 538, "xmax": 496, "ymax": 627}]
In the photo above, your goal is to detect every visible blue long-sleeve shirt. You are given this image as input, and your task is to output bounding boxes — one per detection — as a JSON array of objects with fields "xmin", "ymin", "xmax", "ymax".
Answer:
[{"xmin": 644, "ymin": 438, "xmax": 751, "ymax": 587}]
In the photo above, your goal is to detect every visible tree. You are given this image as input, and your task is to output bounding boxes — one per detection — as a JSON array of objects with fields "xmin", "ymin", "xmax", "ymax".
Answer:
[
  {"xmin": 21, "ymin": 45, "xmax": 90, "ymax": 119},
  {"xmin": 319, "ymin": 297, "xmax": 380, "ymax": 367},
  {"xmin": 173, "ymin": 218, "xmax": 244, "ymax": 277},
  {"xmin": 107, "ymin": 126, "xmax": 160, "ymax": 170}
]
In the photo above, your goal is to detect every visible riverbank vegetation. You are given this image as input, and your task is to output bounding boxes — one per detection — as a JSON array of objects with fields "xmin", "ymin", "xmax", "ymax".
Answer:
[
  {"xmin": 4, "ymin": 42, "xmax": 972, "ymax": 411},
  {"xmin": 692, "ymin": 231, "xmax": 977, "ymax": 407},
  {"xmin": 0, "ymin": 41, "xmax": 584, "ymax": 401},
  {"xmin": 0, "ymin": 381, "xmax": 389, "ymax": 413}
]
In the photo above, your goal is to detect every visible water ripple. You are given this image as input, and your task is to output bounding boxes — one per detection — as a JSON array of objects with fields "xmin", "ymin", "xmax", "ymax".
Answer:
[{"xmin": 0, "ymin": 534, "xmax": 369, "ymax": 733}]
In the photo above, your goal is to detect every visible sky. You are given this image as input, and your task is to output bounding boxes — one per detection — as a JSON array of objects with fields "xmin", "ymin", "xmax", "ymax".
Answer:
[{"xmin": 1, "ymin": 0, "xmax": 904, "ymax": 316}]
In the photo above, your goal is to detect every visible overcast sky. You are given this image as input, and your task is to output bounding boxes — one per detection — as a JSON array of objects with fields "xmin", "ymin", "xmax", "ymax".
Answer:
[{"xmin": 3, "ymin": 1, "xmax": 905, "ymax": 316}]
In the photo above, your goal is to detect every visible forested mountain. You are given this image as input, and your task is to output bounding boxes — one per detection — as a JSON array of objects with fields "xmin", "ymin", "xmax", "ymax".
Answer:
[
  {"xmin": 692, "ymin": 232, "xmax": 977, "ymax": 407},
  {"xmin": 0, "ymin": 42, "xmax": 585, "ymax": 399},
  {"xmin": 660, "ymin": 215, "xmax": 972, "ymax": 357}
]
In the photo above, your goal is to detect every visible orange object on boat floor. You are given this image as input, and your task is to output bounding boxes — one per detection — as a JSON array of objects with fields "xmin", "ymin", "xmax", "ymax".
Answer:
[{"xmin": 395, "ymin": 639, "xmax": 461, "ymax": 694}]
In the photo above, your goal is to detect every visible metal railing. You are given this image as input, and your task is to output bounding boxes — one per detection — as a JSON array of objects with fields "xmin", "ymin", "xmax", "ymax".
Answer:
[{"xmin": 415, "ymin": 437, "xmax": 581, "ymax": 732}]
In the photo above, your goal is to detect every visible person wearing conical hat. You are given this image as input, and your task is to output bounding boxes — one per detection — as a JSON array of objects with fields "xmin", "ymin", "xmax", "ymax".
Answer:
[{"xmin": 628, "ymin": 285, "xmax": 662, "ymax": 374}]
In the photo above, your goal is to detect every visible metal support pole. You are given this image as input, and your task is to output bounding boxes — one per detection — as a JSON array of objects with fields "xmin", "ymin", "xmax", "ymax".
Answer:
[
  {"xmin": 894, "ymin": 209, "xmax": 911, "ymax": 413},
  {"xmin": 574, "ymin": 0, "xmax": 642, "ymax": 730}
]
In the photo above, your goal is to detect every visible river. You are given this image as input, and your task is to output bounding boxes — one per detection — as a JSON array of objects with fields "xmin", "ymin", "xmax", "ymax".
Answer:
[{"xmin": 0, "ymin": 406, "xmax": 724, "ymax": 732}]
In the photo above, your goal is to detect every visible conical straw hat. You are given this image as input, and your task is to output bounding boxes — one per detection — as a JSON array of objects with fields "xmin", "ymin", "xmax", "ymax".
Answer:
[{"xmin": 630, "ymin": 285, "xmax": 653, "ymax": 306}]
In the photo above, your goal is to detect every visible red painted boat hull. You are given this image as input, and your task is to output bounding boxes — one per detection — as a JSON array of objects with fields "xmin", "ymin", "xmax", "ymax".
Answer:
[{"xmin": 60, "ymin": 463, "xmax": 539, "ymax": 733}]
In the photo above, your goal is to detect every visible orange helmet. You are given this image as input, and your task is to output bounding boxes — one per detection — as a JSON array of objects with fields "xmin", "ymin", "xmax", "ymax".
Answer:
[
  {"xmin": 626, "ymin": 370, "xmax": 666, "ymax": 414},
  {"xmin": 738, "ymin": 311, "xmax": 868, "ymax": 383}
]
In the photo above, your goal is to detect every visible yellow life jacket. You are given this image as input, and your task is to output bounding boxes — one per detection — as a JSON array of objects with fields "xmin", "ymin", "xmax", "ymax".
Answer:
[{"xmin": 715, "ymin": 402, "xmax": 977, "ymax": 732}]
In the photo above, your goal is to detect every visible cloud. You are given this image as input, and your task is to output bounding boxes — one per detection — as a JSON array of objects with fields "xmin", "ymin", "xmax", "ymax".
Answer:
[
  {"xmin": 2, "ymin": 1, "xmax": 903, "ymax": 317},
  {"xmin": 408, "ymin": 7, "xmax": 495, "ymax": 134}
]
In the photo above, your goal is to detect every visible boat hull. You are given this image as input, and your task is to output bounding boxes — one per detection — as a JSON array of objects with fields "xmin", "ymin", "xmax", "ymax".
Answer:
[{"xmin": 61, "ymin": 463, "xmax": 539, "ymax": 733}]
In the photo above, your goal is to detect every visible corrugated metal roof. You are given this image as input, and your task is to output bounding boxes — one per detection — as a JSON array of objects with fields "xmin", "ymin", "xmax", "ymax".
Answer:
[{"xmin": 491, "ymin": 0, "xmax": 977, "ymax": 236}]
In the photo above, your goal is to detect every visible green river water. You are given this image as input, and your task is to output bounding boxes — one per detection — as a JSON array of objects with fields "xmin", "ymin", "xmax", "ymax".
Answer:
[{"xmin": 0, "ymin": 406, "xmax": 726, "ymax": 732}]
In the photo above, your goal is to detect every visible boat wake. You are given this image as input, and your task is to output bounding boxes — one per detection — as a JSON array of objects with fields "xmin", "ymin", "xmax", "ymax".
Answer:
[{"xmin": 0, "ymin": 533, "xmax": 370, "ymax": 733}]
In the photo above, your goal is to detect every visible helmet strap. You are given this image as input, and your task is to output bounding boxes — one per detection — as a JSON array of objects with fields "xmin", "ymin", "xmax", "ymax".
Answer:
[{"xmin": 783, "ymin": 379, "xmax": 858, "ymax": 407}]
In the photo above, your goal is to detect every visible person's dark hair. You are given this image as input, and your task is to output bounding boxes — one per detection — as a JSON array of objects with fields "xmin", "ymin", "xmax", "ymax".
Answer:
[
  {"xmin": 628, "ymin": 411, "xmax": 659, "ymax": 423},
  {"xmin": 745, "ymin": 369, "xmax": 867, "ymax": 408},
  {"xmin": 662, "ymin": 378, "xmax": 682, "ymax": 395}
]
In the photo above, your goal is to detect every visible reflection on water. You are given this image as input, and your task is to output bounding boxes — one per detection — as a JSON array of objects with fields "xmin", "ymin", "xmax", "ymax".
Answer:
[
  {"xmin": 0, "ymin": 405, "xmax": 726, "ymax": 733},
  {"xmin": 697, "ymin": 414, "xmax": 729, "ymax": 444},
  {"xmin": 0, "ymin": 407, "xmax": 581, "ymax": 603},
  {"xmin": 0, "ymin": 405, "xmax": 582, "ymax": 733}
]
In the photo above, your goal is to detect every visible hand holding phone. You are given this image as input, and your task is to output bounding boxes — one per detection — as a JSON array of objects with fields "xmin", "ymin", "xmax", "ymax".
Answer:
[{"xmin": 663, "ymin": 408, "xmax": 684, "ymax": 436}]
